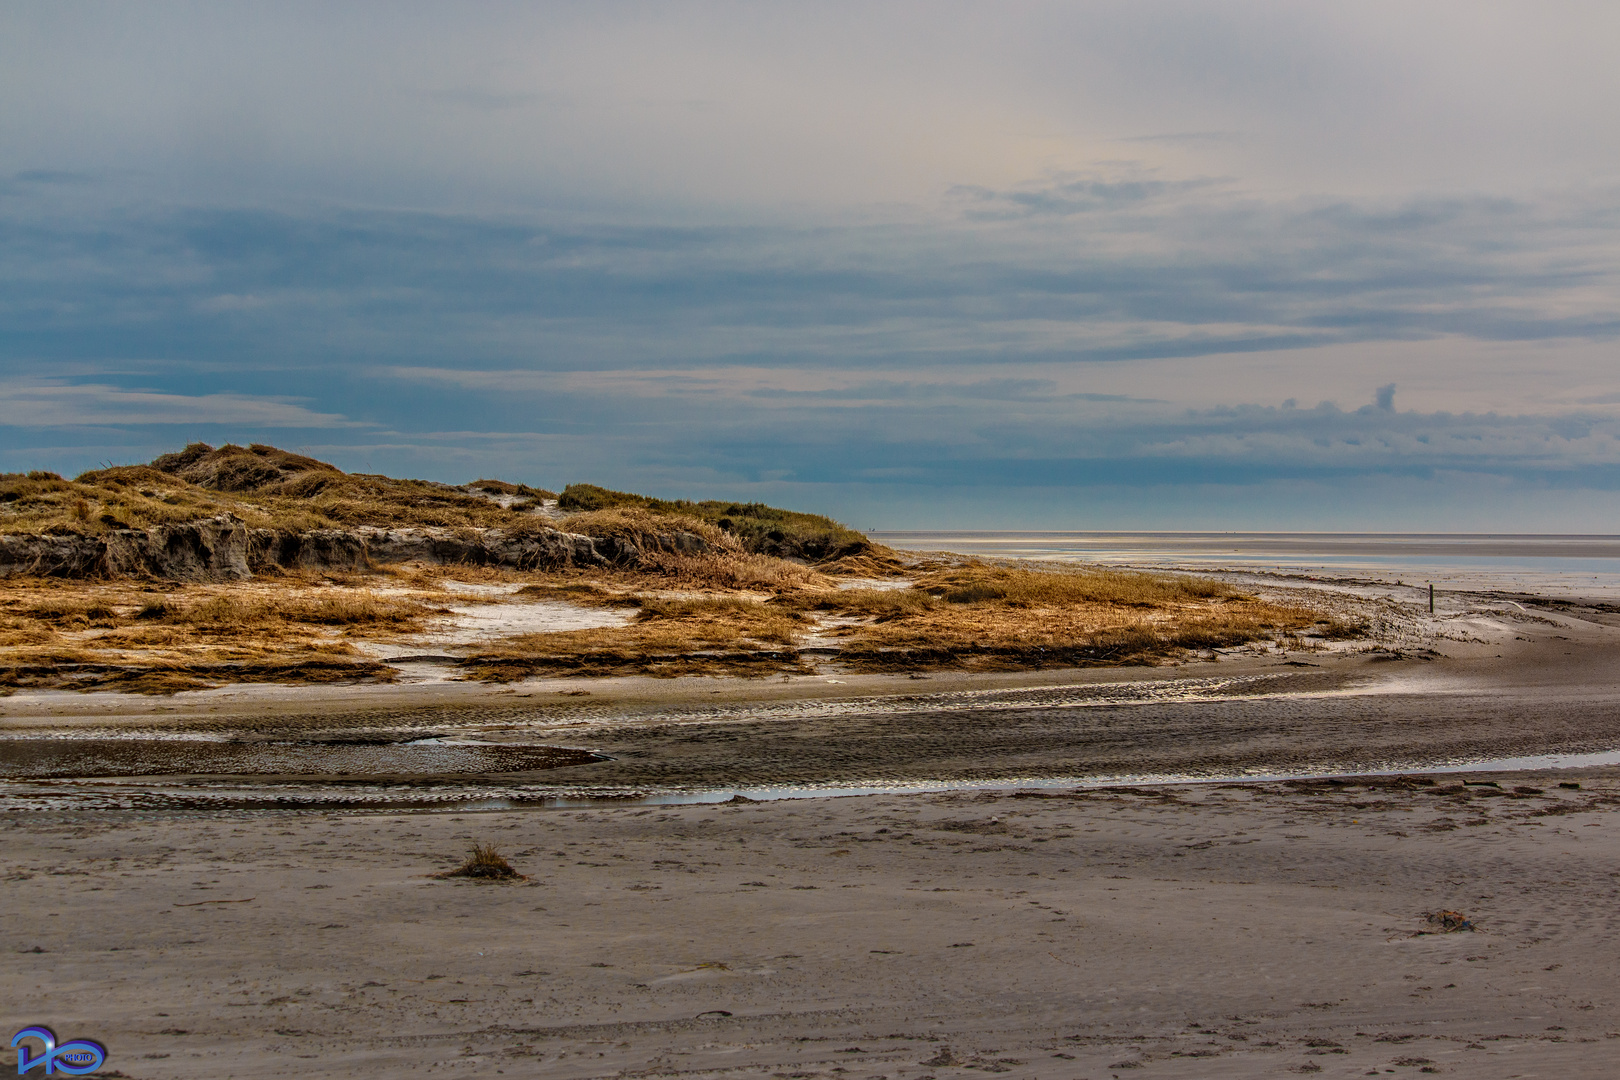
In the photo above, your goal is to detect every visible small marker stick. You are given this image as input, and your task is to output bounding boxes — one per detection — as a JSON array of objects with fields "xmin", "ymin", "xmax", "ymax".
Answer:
[{"xmin": 1429, "ymin": 583, "xmax": 1435, "ymax": 614}]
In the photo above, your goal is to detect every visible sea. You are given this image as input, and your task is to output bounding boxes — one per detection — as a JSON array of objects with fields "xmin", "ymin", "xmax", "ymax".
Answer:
[{"xmin": 871, "ymin": 532, "xmax": 1620, "ymax": 599}]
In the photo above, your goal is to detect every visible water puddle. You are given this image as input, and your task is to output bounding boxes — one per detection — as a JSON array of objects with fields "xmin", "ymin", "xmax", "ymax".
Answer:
[{"xmin": 472, "ymin": 671, "xmax": 1378, "ymax": 736}]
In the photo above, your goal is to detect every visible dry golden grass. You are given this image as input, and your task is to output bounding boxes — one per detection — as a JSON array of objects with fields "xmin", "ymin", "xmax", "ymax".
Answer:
[
  {"xmin": 554, "ymin": 509, "xmax": 839, "ymax": 587},
  {"xmin": 455, "ymin": 560, "xmax": 1359, "ymax": 680},
  {"xmin": 0, "ymin": 650, "xmax": 396, "ymax": 695},
  {"xmin": 787, "ymin": 587, "xmax": 936, "ymax": 619},
  {"xmin": 814, "ymin": 549, "xmax": 911, "ymax": 577},
  {"xmin": 559, "ymin": 507, "xmax": 736, "ymax": 549},
  {"xmin": 0, "ymin": 444, "xmax": 555, "ymax": 537},
  {"xmin": 0, "ymin": 623, "xmax": 60, "ymax": 647},
  {"xmin": 508, "ymin": 553, "xmax": 831, "ymax": 601},
  {"xmin": 0, "ymin": 576, "xmax": 441, "ymax": 693},
  {"xmin": 784, "ymin": 563, "xmax": 1356, "ymax": 671},
  {"xmin": 639, "ymin": 551, "xmax": 832, "ymax": 592},
  {"xmin": 912, "ymin": 564, "xmax": 1235, "ymax": 606},
  {"xmin": 514, "ymin": 581, "xmax": 632, "ymax": 606},
  {"xmin": 635, "ymin": 597, "xmax": 807, "ymax": 645},
  {"xmin": 0, "ymin": 468, "xmax": 246, "ymax": 535},
  {"xmin": 2, "ymin": 448, "xmax": 890, "ymax": 590},
  {"xmin": 162, "ymin": 592, "xmax": 439, "ymax": 631},
  {"xmin": 467, "ymin": 479, "xmax": 555, "ymax": 499},
  {"xmin": 462, "ymin": 596, "xmax": 811, "ymax": 680},
  {"xmin": 556, "ymin": 483, "xmax": 867, "ymax": 560},
  {"xmin": 463, "ymin": 652, "xmax": 809, "ymax": 682},
  {"xmin": 0, "ymin": 548, "xmax": 1367, "ymax": 692}
]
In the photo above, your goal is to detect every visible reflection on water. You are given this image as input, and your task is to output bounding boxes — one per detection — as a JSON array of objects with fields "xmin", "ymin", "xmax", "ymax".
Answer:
[
  {"xmin": 589, "ymin": 747, "xmax": 1620, "ymax": 806},
  {"xmin": 0, "ymin": 671, "xmax": 1366, "ymax": 786},
  {"xmin": 2, "ymin": 623, "xmax": 1614, "ymax": 813},
  {"xmin": 10, "ymin": 745, "xmax": 1619, "ymax": 816},
  {"xmin": 0, "ymin": 738, "xmax": 601, "ymax": 779}
]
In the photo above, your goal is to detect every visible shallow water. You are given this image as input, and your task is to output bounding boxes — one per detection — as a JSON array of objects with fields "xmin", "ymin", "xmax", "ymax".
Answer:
[
  {"xmin": 876, "ymin": 530, "xmax": 1620, "ymax": 597},
  {"xmin": 2, "ymin": 665, "xmax": 1605, "ymax": 811},
  {"xmin": 9, "ymin": 745, "xmax": 1614, "ymax": 816},
  {"xmin": 6, "ymin": 672, "xmax": 1616, "ymax": 813},
  {"xmin": 583, "ymin": 747, "xmax": 1620, "ymax": 805}
]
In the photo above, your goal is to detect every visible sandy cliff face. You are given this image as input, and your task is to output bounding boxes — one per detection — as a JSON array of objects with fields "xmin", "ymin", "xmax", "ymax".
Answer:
[
  {"xmin": 0, "ymin": 516, "xmax": 254, "ymax": 581},
  {"xmin": 0, "ymin": 515, "xmax": 714, "ymax": 581}
]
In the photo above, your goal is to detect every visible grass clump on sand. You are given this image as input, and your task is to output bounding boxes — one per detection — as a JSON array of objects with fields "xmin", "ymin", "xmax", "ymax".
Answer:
[
  {"xmin": 436, "ymin": 842, "xmax": 524, "ymax": 881},
  {"xmin": 559, "ymin": 507, "xmax": 735, "ymax": 552},
  {"xmin": 790, "ymin": 587, "xmax": 936, "ymax": 619},
  {"xmin": 163, "ymin": 592, "xmax": 439, "ymax": 631},
  {"xmin": 625, "ymin": 550, "xmax": 829, "ymax": 592},
  {"xmin": 463, "ymin": 595, "xmax": 812, "ymax": 681},
  {"xmin": 557, "ymin": 483, "xmax": 868, "ymax": 561},
  {"xmin": 466, "ymin": 478, "xmax": 556, "ymax": 500},
  {"xmin": 514, "ymin": 581, "xmax": 632, "ymax": 606},
  {"xmin": 0, "ymin": 577, "xmax": 440, "ymax": 693},
  {"xmin": 913, "ymin": 565, "xmax": 1234, "ymax": 606},
  {"xmin": 0, "ymin": 654, "xmax": 396, "ymax": 695},
  {"xmin": 634, "ymin": 597, "xmax": 806, "ymax": 645},
  {"xmin": 0, "ymin": 466, "xmax": 234, "ymax": 535},
  {"xmin": 143, "ymin": 443, "xmax": 554, "ymax": 532},
  {"xmin": 789, "ymin": 562, "xmax": 1349, "ymax": 671},
  {"xmin": 0, "ymin": 443, "xmax": 568, "ymax": 537},
  {"xmin": 463, "ymin": 558, "xmax": 1362, "ymax": 680}
]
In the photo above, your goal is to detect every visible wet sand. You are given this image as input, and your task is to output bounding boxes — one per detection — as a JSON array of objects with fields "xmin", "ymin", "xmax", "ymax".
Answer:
[
  {"xmin": 4, "ymin": 586, "xmax": 1620, "ymax": 808},
  {"xmin": 5, "ymin": 579, "xmax": 1620, "ymax": 1075},
  {"xmin": 5, "ymin": 769, "xmax": 1620, "ymax": 1078}
]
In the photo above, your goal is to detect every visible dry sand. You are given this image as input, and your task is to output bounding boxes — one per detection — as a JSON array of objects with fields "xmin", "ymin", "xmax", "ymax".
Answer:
[{"xmin": 5, "ymin": 579, "xmax": 1620, "ymax": 1077}]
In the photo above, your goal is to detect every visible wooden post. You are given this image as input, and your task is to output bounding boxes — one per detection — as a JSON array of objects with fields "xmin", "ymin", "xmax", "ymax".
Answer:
[{"xmin": 1429, "ymin": 583, "xmax": 1434, "ymax": 614}]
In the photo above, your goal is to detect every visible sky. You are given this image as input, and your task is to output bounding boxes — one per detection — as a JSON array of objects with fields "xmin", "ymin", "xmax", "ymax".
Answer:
[{"xmin": 3, "ymin": 1, "xmax": 1619, "ymax": 530}]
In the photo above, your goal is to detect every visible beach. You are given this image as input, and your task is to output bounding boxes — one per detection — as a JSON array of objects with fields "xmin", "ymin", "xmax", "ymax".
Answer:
[
  {"xmin": 6, "ymin": 554, "xmax": 1620, "ymax": 1077},
  {"xmin": 13, "ymin": 6, "xmax": 1620, "ymax": 1074},
  {"xmin": 6, "ymin": 765, "xmax": 1619, "ymax": 1078}
]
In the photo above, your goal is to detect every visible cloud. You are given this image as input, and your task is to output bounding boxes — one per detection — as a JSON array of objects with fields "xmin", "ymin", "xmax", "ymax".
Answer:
[
  {"xmin": 1, "ymin": 184, "xmax": 1615, "ymax": 522},
  {"xmin": 426, "ymin": 87, "xmax": 554, "ymax": 113},
  {"xmin": 0, "ymin": 169, "xmax": 98, "ymax": 192},
  {"xmin": 1114, "ymin": 132, "xmax": 1243, "ymax": 145},
  {"xmin": 0, "ymin": 380, "xmax": 362, "ymax": 429},
  {"xmin": 4, "ymin": 5, "xmax": 1620, "ymax": 524},
  {"xmin": 5, "ymin": 178, "xmax": 1617, "ymax": 387},
  {"xmin": 369, "ymin": 359, "xmax": 1620, "ymax": 491},
  {"xmin": 949, "ymin": 172, "xmax": 1227, "ymax": 220}
]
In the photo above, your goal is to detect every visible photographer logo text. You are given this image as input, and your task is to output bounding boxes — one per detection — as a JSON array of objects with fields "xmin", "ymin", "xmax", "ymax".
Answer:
[{"xmin": 10, "ymin": 1027, "xmax": 106, "ymax": 1076}]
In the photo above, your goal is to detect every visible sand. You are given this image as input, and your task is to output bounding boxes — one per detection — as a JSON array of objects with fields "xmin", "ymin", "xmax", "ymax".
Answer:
[
  {"xmin": 5, "ymin": 770, "xmax": 1620, "ymax": 1078},
  {"xmin": 5, "ymin": 577, "xmax": 1620, "ymax": 1076}
]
